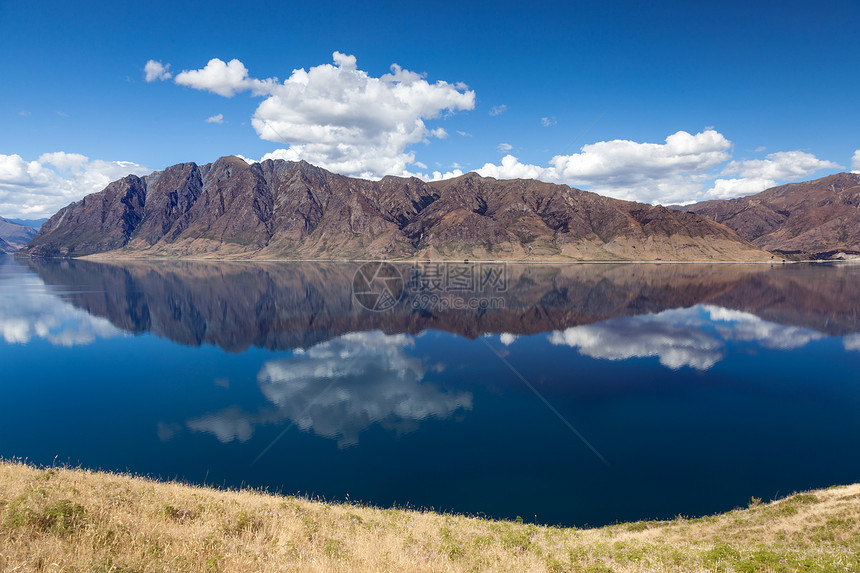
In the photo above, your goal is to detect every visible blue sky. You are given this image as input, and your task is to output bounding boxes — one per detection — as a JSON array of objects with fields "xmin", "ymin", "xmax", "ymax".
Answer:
[{"xmin": 1, "ymin": 0, "xmax": 858, "ymax": 219}]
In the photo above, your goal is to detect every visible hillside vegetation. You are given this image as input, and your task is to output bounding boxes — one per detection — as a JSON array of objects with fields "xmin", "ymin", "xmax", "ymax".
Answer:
[{"xmin": 1, "ymin": 461, "xmax": 859, "ymax": 572}]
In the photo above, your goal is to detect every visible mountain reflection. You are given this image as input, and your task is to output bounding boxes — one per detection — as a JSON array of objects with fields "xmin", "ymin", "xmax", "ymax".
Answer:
[
  {"xmin": 184, "ymin": 331, "xmax": 470, "ymax": 447},
  {"xmin": 19, "ymin": 258, "xmax": 860, "ymax": 352}
]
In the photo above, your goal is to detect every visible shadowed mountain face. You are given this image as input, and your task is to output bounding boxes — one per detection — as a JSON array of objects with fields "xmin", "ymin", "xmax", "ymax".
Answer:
[
  {"xmin": 0, "ymin": 217, "xmax": 38, "ymax": 252},
  {"xmin": 680, "ymin": 172, "xmax": 860, "ymax": 258},
  {"xmin": 20, "ymin": 258, "xmax": 860, "ymax": 352},
  {"xmin": 20, "ymin": 156, "xmax": 767, "ymax": 261}
]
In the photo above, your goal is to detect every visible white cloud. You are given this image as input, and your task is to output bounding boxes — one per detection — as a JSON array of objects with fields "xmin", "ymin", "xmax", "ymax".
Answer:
[
  {"xmin": 144, "ymin": 60, "xmax": 172, "ymax": 82},
  {"xmin": 205, "ymin": 113, "xmax": 224, "ymax": 124},
  {"xmin": 170, "ymin": 52, "xmax": 474, "ymax": 179},
  {"xmin": 705, "ymin": 177, "xmax": 777, "ymax": 199},
  {"xmin": 477, "ymin": 129, "xmax": 733, "ymax": 204},
  {"xmin": 478, "ymin": 154, "xmax": 551, "ymax": 181},
  {"xmin": 0, "ymin": 152, "xmax": 150, "ymax": 219},
  {"xmin": 489, "ymin": 104, "xmax": 507, "ymax": 116},
  {"xmin": 700, "ymin": 151, "xmax": 842, "ymax": 200},
  {"xmin": 722, "ymin": 150, "xmax": 841, "ymax": 181},
  {"xmin": 473, "ymin": 130, "xmax": 848, "ymax": 204},
  {"xmin": 852, "ymin": 150, "xmax": 860, "ymax": 173},
  {"xmin": 753, "ymin": 146, "xmax": 767, "ymax": 153},
  {"xmin": 541, "ymin": 116, "xmax": 557, "ymax": 127},
  {"xmin": 419, "ymin": 169, "xmax": 463, "ymax": 182},
  {"xmin": 456, "ymin": 130, "xmax": 472, "ymax": 137},
  {"xmin": 175, "ymin": 58, "xmax": 274, "ymax": 97},
  {"xmin": 497, "ymin": 142, "xmax": 513, "ymax": 152}
]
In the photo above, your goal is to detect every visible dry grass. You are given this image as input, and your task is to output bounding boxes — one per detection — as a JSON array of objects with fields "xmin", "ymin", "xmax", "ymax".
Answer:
[{"xmin": 1, "ymin": 460, "xmax": 858, "ymax": 572}]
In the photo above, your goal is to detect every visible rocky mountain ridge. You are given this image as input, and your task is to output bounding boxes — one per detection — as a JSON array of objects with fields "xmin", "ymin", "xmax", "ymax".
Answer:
[
  {"xmin": 677, "ymin": 172, "xmax": 860, "ymax": 259},
  {"xmin": 20, "ymin": 156, "xmax": 768, "ymax": 261}
]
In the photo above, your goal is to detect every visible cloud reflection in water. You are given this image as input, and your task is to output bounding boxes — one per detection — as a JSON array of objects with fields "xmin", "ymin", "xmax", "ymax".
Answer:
[
  {"xmin": 186, "ymin": 331, "xmax": 472, "ymax": 447},
  {"xmin": 549, "ymin": 305, "xmax": 825, "ymax": 371},
  {"xmin": 0, "ymin": 270, "xmax": 123, "ymax": 346}
]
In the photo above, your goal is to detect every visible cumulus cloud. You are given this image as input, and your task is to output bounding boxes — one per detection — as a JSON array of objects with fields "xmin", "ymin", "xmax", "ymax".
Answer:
[
  {"xmin": 721, "ymin": 151, "xmax": 841, "ymax": 181},
  {"xmin": 187, "ymin": 331, "xmax": 472, "ymax": 448},
  {"xmin": 477, "ymin": 129, "xmax": 733, "ymax": 204},
  {"xmin": 169, "ymin": 52, "xmax": 474, "ymax": 179},
  {"xmin": 475, "ymin": 130, "xmax": 846, "ymax": 204},
  {"xmin": 852, "ymin": 150, "xmax": 860, "ymax": 173},
  {"xmin": 497, "ymin": 142, "xmax": 513, "ymax": 152},
  {"xmin": 705, "ymin": 177, "xmax": 777, "ymax": 199},
  {"xmin": 0, "ymin": 152, "xmax": 150, "ymax": 219},
  {"xmin": 548, "ymin": 304, "xmax": 824, "ymax": 371},
  {"xmin": 175, "ymin": 58, "xmax": 274, "ymax": 97},
  {"xmin": 205, "ymin": 113, "xmax": 224, "ymax": 124},
  {"xmin": 698, "ymin": 151, "xmax": 843, "ymax": 200},
  {"xmin": 144, "ymin": 60, "xmax": 172, "ymax": 82},
  {"xmin": 489, "ymin": 104, "xmax": 507, "ymax": 116},
  {"xmin": 478, "ymin": 154, "xmax": 550, "ymax": 181}
]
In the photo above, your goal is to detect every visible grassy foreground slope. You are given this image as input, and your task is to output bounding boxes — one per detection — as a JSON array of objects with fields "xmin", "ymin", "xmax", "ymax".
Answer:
[{"xmin": 1, "ymin": 461, "xmax": 858, "ymax": 572}]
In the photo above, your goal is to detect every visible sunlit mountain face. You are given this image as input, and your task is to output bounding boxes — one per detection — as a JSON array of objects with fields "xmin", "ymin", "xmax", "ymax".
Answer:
[{"xmin": 2, "ymin": 255, "xmax": 859, "ymax": 526}]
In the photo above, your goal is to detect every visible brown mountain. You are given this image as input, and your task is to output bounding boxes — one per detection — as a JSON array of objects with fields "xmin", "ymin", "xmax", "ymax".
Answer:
[
  {"xmin": 678, "ymin": 172, "xmax": 860, "ymax": 258},
  {"xmin": 0, "ymin": 216, "xmax": 38, "ymax": 252},
  {"xmin": 21, "ymin": 156, "xmax": 768, "ymax": 261}
]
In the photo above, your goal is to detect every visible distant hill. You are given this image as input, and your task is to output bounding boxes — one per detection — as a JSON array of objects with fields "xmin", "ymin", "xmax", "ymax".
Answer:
[
  {"xmin": 6, "ymin": 217, "xmax": 48, "ymax": 230},
  {"xmin": 676, "ymin": 172, "xmax": 860, "ymax": 259},
  {"xmin": 19, "ymin": 156, "xmax": 767, "ymax": 261},
  {"xmin": 0, "ymin": 236, "xmax": 15, "ymax": 254},
  {"xmin": 0, "ymin": 216, "xmax": 38, "ymax": 252}
]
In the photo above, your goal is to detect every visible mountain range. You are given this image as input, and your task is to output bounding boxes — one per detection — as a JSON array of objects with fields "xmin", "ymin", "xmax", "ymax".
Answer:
[
  {"xmin": 0, "ymin": 217, "xmax": 38, "ymax": 253},
  {"xmin": 675, "ymin": 172, "xmax": 860, "ymax": 259},
  {"xmin": 15, "ymin": 157, "xmax": 860, "ymax": 261}
]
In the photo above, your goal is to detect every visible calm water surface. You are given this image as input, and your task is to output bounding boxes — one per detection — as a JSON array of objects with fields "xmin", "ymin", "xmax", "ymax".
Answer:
[{"xmin": 1, "ymin": 255, "xmax": 859, "ymax": 527}]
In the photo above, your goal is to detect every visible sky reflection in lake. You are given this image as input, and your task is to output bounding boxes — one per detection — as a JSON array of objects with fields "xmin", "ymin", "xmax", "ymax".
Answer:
[{"xmin": 1, "ymin": 255, "xmax": 859, "ymax": 526}]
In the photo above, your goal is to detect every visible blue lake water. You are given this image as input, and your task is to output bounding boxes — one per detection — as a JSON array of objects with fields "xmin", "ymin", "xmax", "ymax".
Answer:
[{"xmin": 1, "ymin": 254, "xmax": 859, "ymax": 527}]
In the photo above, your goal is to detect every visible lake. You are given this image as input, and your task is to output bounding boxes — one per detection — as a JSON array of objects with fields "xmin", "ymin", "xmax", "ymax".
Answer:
[{"xmin": 1, "ymin": 254, "xmax": 859, "ymax": 527}]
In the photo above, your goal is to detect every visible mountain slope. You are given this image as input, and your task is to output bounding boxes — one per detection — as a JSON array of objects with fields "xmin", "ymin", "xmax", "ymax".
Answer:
[
  {"xmin": 0, "ymin": 216, "xmax": 38, "ymax": 251},
  {"xmin": 680, "ymin": 172, "xmax": 860, "ymax": 258},
  {"xmin": 21, "ymin": 156, "xmax": 769, "ymax": 261},
  {"xmin": 0, "ymin": 237, "xmax": 15, "ymax": 254}
]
